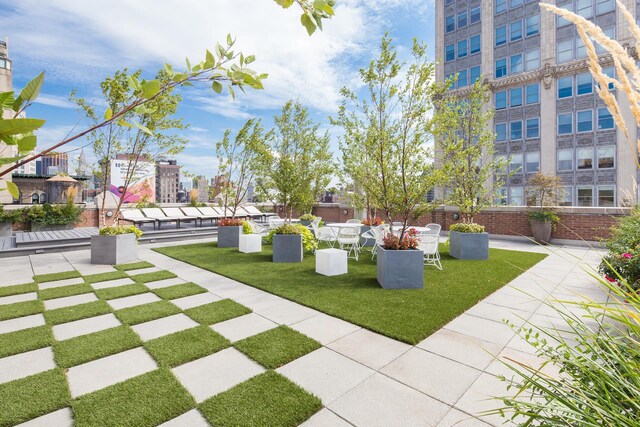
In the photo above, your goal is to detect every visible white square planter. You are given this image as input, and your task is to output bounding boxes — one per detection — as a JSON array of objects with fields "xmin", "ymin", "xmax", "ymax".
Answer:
[
  {"xmin": 239, "ymin": 234, "xmax": 262, "ymax": 253},
  {"xmin": 316, "ymin": 248, "xmax": 348, "ymax": 276}
]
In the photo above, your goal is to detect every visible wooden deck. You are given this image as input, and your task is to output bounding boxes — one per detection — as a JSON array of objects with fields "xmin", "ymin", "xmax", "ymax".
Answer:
[{"xmin": 15, "ymin": 227, "xmax": 100, "ymax": 246}]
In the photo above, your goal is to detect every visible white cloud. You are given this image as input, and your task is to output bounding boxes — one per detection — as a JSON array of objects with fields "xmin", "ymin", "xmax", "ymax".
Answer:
[{"xmin": 33, "ymin": 93, "xmax": 76, "ymax": 109}]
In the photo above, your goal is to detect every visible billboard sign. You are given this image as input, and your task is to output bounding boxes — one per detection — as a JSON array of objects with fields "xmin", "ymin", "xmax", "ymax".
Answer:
[{"xmin": 110, "ymin": 159, "xmax": 155, "ymax": 203}]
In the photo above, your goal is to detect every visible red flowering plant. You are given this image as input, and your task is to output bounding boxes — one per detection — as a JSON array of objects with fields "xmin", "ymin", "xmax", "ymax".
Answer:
[
  {"xmin": 218, "ymin": 218, "xmax": 244, "ymax": 227},
  {"xmin": 381, "ymin": 228, "xmax": 420, "ymax": 250},
  {"xmin": 599, "ymin": 245, "xmax": 640, "ymax": 292},
  {"xmin": 362, "ymin": 216, "xmax": 384, "ymax": 226}
]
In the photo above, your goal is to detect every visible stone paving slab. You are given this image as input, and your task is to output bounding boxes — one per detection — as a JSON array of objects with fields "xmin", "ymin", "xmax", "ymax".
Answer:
[
  {"xmin": 52, "ymin": 313, "xmax": 121, "ymax": 341},
  {"xmin": 126, "ymin": 267, "xmax": 161, "ymax": 276},
  {"xmin": 107, "ymin": 293, "xmax": 161, "ymax": 310},
  {"xmin": 144, "ymin": 277, "xmax": 186, "ymax": 290},
  {"xmin": 0, "ymin": 314, "xmax": 45, "ymax": 334},
  {"xmin": 443, "ymin": 314, "xmax": 515, "ymax": 348},
  {"xmin": 436, "ymin": 409, "xmax": 493, "ymax": 427},
  {"xmin": 38, "ymin": 277, "xmax": 85, "ymax": 290},
  {"xmin": 454, "ymin": 372, "xmax": 511, "ymax": 427},
  {"xmin": 15, "ymin": 407, "xmax": 74, "ymax": 427},
  {"xmin": 172, "ymin": 348, "xmax": 264, "ymax": 403},
  {"xmin": 0, "ymin": 347, "xmax": 56, "ymax": 384},
  {"xmin": 171, "ymin": 292, "xmax": 221, "ymax": 310},
  {"xmin": 233, "ymin": 291, "xmax": 289, "ymax": 312},
  {"xmin": 300, "ymin": 409, "xmax": 352, "ymax": 427},
  {"xmin": 29, "ymin": 253, "xmax": 75, "ymax": 276},
  {"xmin": 44, "ymin": 293, "xmax": 98, "ymax": 310},
  {"xmin": 159, "ymin": 409, "xmax": 210, "ymax": 427},
  {"xmin": 327, "ymin": 329, "xmax": 411, "ymax": 370},
  {"xmin": 417, "ymin": 329, "xmax": 501, "ymax": 372},
  {"xmin": 256, "ymin": 301, "xmax": 320, "ymax": 325},
  {"xmin": 91, "ymin": 278, "xmax": 135, "ymax": 290},
  {"xmin": 0, "ymin": 292, "xmax": 38, "ymax": 306},
  {"xmin": 211, "ymin": 313, "xmax": 278, "ymax": 342},
  {"xmin": 132, "ymin": 314, "xmax": 199, "ymax": 341},
  {"xmin": 66, "ymin": 347, "xmax": 157, "ymax": 397},
  {"xmin": 290, "ymin": 313, "xmax": 361, "ymax": 345}
]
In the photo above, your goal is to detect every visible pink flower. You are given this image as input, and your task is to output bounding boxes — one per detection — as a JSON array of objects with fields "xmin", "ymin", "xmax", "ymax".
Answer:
[
  {"xmin": 622, "ymin": 253, "xmax": 633, "ymax": 259},
  {"xmin": 604, "ymin": 274, "xmax": 616, "ymax": 283}
]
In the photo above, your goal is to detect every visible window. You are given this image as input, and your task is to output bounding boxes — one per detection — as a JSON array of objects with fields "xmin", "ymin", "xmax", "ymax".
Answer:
[
  {"xmin": 557, "ymin": 1, "xmax": 574, "ymax": 27},
  {"xmin": 560, "ymin": 187, "xmax": 573, "ymax": 206},
  {"xmin": 510, "ymin": 20, "xmax": 522, "ymax": 41},
  {"xmin": 526, "ymin": 151, "xmax": 540, "ymax": 172},
  {"xmin": 458, "ymin": 69, "xmax": 468, "ymax": 87},
  {"xmin": 510, "ymin": 187, "xmax": 524, "ymax": 206},
  {"xmin": 496, "ymin": 26, "xmax": 507, "ymax": 46},
  {"xmin": 577, "ymin": 147, "xmax": 593, "ymax": 169},
  {"xmin": 510, "ymin": 153, "xmax": 523, "ymax": 174},
  {"xmin": 526, "ymin": 118, "xmax": 540, "ymax": 138},
  {"xmin": 525, "ymin": 49, "xmax": 540, "ymax": 71},
  {"xmin": 558, "ymin": 76, "xmax": 573, "ymax": 98},
  {"xmin": 596, "ymin": 27, "xmax": 615, "ymax": 54},
  {"xmin": 602, "ymin": 66, "xmax": 615, "ymax": 90},
  {"xmin": 457, "ymin": 40, "xmax": 468, "ymax": 58},
  {"xmin": 526, "ymin": 14, "xmax": 539, "ymax": 36},
  {"xmin": 470, "ymin": 7, "xmax": 481, "ymax": 23},
  {"xmin": 526, "ymin": 84, "xmax": 539, "ymax": 104},
  {"xmin": 596, "ymin": 0, "xmax": 615, "ymax": 14},
  {"xmin": 510, "ymin": 0, "xmax": 523, "ymax": 8},
  {"xmin": 496, "ymin": 123, "xmax": 507, "ymax": 141},
  {"xmin": 495, "ymin": 91, "xmax": 507, "ymax": 109},
  {"xmin": 557, "ymin": 39, "xmax": 573, "ymax": 63},
  {"xmin": 577, "ymin": 110, "xmax": 593, "ymax": 132},
  {"xmin": 598, "ymin": 185, "xmax": 615, "ymax": 207},
  {"xmin": 446, "ymin": 15, "xmax": 455, "ymax": 32},
  {"xmin": 598, "ymin": 146, "xmax": 615, "ymax": 168},
  {"xmin": 576, "ymin": 0, "xmax": 593, "ymax": 17},
  {"xmin": 558, "ymin": 113, "xmax": 573, "ymax": 134},
  {"xmin": 470, "ymin": 35, "xmax": 481, "ymax": 54},
  {"xmin": 495, "ymin": 58, "xmax": 507, "ymax": 78},
  {"xmin": 445, "ymin": 44, "xmax": 455, "ymax": 62},
  {"xmin": 496, "ymin": 187, "xmax": 508, "ymax": 205},
  {"xmin": 558, "ymin": 149, "xmax": 573, "ymax": 171},
  {"xmin": 470, "ymin": 66, "xmax": 481, "ymax": 83},
  {"xmin": 576, "ymin": 36, "xmax": 587, "ymax": 58},
  {"xmin": 510, "ymin": 54, "xmax": 523, "ymax": 74},
  {"xmin": 510, "ymin": 120, "xmax": 523, "ymax": 140},
  {"xmin": 598, "ymin": 108, "xmax": 614, "ymax": 129},
  {"xmin": 458, "ymin": 11, "xmax": 468, "ymax": 28},
  {"xmin": 496, "ymin": 0, "xmax": 507, "ymax": 13},
  {"xmin": 510, "ymin": 87, "xmax": 522, "ymax": 107},
  {"xmin": 577, "ymin": 187, "xmax": 593, "ymax": 206},
  {"xmin": 576, "ymin": 72, "xmax": 593, "ymax": 95}
]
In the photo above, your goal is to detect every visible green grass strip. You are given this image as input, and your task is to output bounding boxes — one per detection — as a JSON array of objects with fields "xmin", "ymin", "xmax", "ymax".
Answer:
[
  {"xmin": 0, "ymin": 325, "xmax": 53, "ymax": 358},
  {"xmin": 0, "ymin": 369, "xmax": 70, "ymax": 426},
  {"xmin": 94, "ymin": 284, "xmax": 148, "ymax": 300},
  {"xmin": 44, "ymin": 300, "xmax": 112, "ymax": 326},
  {"xmin": 129, "ymin": 270, "xmax": 177, "ymax": 283},
  {"xmin": 38, "ymin": 283, "xmax": 93, "ymax": 301},
  {"xmin": 0, "ymin": 282, "xmax": 37, "ymax": 298},
  {"xmin": 184, "ymin": 299, "xmax": 251, "ymax": 325},
  {"xmin": 234, "ymin": 326, "xmax": 321, "ymax": 369},
  {"xmin": 33, "ymin": 270, "xmax": 81, "ymax": 283},
  {"xmin": 115, "ymin": 300, "xmax": 181, "ymax": 325},
  {"xmin": 144, "ymin": 325, "xmax": 230, "ymax": 368},
  {"xmin": 0, "ymin": 300, "xmax": 44, "ymax": 321},
  {"xmin": 72, "ymin": 369, "xmax": 195, "ymax": 427},
  {"xmin": 152, "ymin": 283, "xmax": 207, "ymax": 300},
  {"xmin": 83, "ymin": 271, "xmax": 128, "ymax": 284},
  {"xmin": 199, "ymin": 371, "xmax": 322, "ymax": 426},
  {"xmin": 115, "ymin": 261, "xmax": 154, "ymax": 271},
  {"xmin": 53, "ymin": 326, "xmax": 142, "ymax": 368}
]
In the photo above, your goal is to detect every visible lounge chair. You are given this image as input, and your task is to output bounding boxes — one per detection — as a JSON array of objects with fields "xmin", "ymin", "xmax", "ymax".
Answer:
[
  {"xmin": 239, "ymin": 205, "xmax": 265, "ymax": 220},
  {"xmin": 120, "ymin": 209, "xmax": 157, "ymax": 230},
  {"xmin": 141, "ymin": 208, "xmax": 182, "ymax": 229},
  {"xmin": 162, "ymin": 208, "xmax": 197, "ymax": 228},
  {"xmin": 181, "ymin": 207, "xmax": 217, "ymax": 227},
  {"xmin": 197, "ymin": 207, "xmax": 225, "ymax": 224}
]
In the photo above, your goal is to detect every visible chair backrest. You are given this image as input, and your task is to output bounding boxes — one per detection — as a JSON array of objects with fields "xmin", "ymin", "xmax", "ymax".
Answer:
[
  {"xmin": 246, "ymin": 220, "xmax": 263, "ymax": 234},
  {"xmin": 197, "ymin": 206, "xmax": 219, "ymax": 216},
  {"xmin": 142, "ymin": 208, "xmax": 165, "ymax": 218},
  {"xmin": 243, "ymin": 205, "xmax": 262, "ymax": 215},
  {"xmin": 310, "ymin": 217, "xmax": 322, "ymax": 229},
  {"xmin": 346, "ymin": 219, "xmax": 361, "ymax": 224},
  {"xmin": 268, "ymin": 217, "xmax": 284, "ymax": 229},
  {"xmin": 162, "ymin": 208, "xmax": 184, "ymax": 217},
  {"xmin": 425, "ymin": 223, "xmax": 441, "ymax": 235},
  {"xmin": 181, "ymin": 207, "xmax": 201, "ymax": 216},
  {"xmin": 121, "ymin": 209, "xmax": 144, "ymax": 219},
  {"xmin": 338, "ymin": 225, "xmax": 360, "ymax": 239},
  {"xmin": 212, "ymin": 207, "xmax": 226, "ymax": 216},
  {"xmin": 236, "ymin": 206, "xmax": 250, "ymax": 216},
  {"xmin": 371, "ymin": 225, "xmax": 386, "ymax": 245},
  {"xmin": 418, "ymin": 234, "xmax": 439, "ymax": 255}
]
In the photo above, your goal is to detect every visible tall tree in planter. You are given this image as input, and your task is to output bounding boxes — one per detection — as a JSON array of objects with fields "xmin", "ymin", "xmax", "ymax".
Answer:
[
  {"xmin": 216, "ymin": 118, "xmax": 271, "ymax": 218},
  {"xmin": 332, "ymin": 36, "xmax": 444, "ymax": 240},
  {"xmin": 255, "ymin": 100, "xmax": 333, "ymax": 220},
  {"xmin": 433, "ymin": 78, "xmax": 509, "ymax": 224}
]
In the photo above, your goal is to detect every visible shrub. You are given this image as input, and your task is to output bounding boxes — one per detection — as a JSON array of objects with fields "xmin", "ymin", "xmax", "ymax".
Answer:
[
  {"xmin": 265, "ymin": 224, "xmax": 317, "ymax": 252},
  {"xmin": 362, "ymin": 216, "xmax": 384, "ymax": 226},
  {"xmin": 598, "ymin": 206, "xmax": 640, "ymax": 291},
  {"xmin": 242, "ymin": 221, "xmax": 252, "ymax": 235},
  {"xmin": 99, "ymin": 225, "xmax": 143, "ymax": 238},
  {"xmin": 381, "ymin": 228, "xmax": 419, "ymax": 250},
  {"xmin": 0, "ymin": 207, "xmax": 25, "ymax": 224},
  {"xmin": 298, "ymin": 214, "xmax": 316, "ymax": 222},
  {"xmin": 134, "ymin": 195, "xmax": 158, "ymax": 209},
  {"xmin": 219, "ymin": 218, "xmax": 244, "ymax": 227},
  {"xmin": 528, "ymin": 211, "xmax": 560, "ymax": 230},
  {"xmin": 28, "ymin": 203, "xmax": 82, "ymax": 226},
  {"xmin": 450, "ymin": 222, "xmax": 484, "ymax": 233}
]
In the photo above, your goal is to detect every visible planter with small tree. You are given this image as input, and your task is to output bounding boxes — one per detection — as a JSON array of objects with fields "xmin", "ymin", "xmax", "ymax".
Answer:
[
  {"xmin": 525, "ymin": 172, "xmax": 563, "ymax": 245},
  {"xmin": 266, "ymin": 224, "xmax": 316, "ymax": 263},
  {"xmin": 0, "ymin": 207, "xmax": 24, "ymax": 237},
  {"xmin": 91, "ymin": 225, "xmax": 142, "ymax": 265},
  {"xmin": 298, "ymin": 213, "xmax": 316, "ymax": 227},
  {"xmin": 377, "ymin": 229, "xmax": 424, "ymax": 289},
  {"xmin": 217, "ymin": 218, "xmax": 244, "ymax": 248},
  {"xmin": 360, "ymin": 216, "xmax": 383, "ymax": 247},
  {"xmin": 448, "ymin": 223, "xmax": 489, "ymax": 260}
]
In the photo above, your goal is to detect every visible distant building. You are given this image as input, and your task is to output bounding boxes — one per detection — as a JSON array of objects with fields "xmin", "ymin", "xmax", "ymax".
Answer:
[
  {"xmin": 180, "ymin": 181, "xmax": 192, "ymax": 192},
  {"xmin": 11, "ymin": 173, "xmax": 90, "ymax": 204},
  {"xmin": 41, "ymin": 152, "xmax": 69, "ymax": 176},
  {"xmin": 155, "ymin": 160, "xmax": 180, "ymax": 204},
  {"xmin": 15, "ymin": 149, "xmax": 37, "ymax": 175},
  {"xmin": 193, "ymin": 175, "xmax": 209, "ymax": 203},
  {"xmin": 0, "ymin": 38, "xmax": 16, "ymax": 203}
]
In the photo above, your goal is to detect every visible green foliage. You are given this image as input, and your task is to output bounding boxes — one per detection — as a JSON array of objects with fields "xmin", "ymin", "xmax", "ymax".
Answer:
[
  {"xmin": 450, "ymin": 223, "xmax": 485, "ymax": 233},
  {"xmin": 27, "ymin": 203, "xmax": 83, "ymax": 226},
  {"xmin": 273, "ymin": 0, "xmax": 335, "ymax": 35},
  {"xmin": 265, "ymin": 223, "xmax": 317, "ymax": 252},
  {"xmin": 298, "ymin": 213, "xmax": 316, "ymax": 221},
  {"xmin": 528, "ymin": 211, "xmax": 560, "ymax": 225},
  {"xmin": 603, "ymin": 205, "xmax": 640, "ymax": 254},
  {"xmin": 242, "ymin": 220, "xmax": 253, "ymax": 235},
  {"xmin": 0, "ymin": 206, "xmax": 25, "ymax": 223},
  {"xmin": 98, "ymin": 225, "xmax": 143, "ymax": 238},
  {"xmin": 598, "ymin": 206, "xmax": 640, "ymax": 291},
  {"xmin": 133, "ymin": 195, "xmax": 158, "ymax": 209}
]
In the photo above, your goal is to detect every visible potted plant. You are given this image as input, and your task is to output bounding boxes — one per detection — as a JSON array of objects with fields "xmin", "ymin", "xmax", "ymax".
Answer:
[
  {"xmin": 91, "ymin": 225, "xmax": 142, "ymax": 265},
  {"xmin": 377, "ymin": 228, "xmax": 424, "ymax": 289},
  {"xmin": 360, "ymin": 216, "xmax": 383, "ymax": 247},
  {"xmin": 28, "ymin": 202, "xmax": 83, "ymax": 232},
  {"xmin": 0, "ymin": 207, "xmax": 24, "ymax": 238},
  {"xmin": 448, "ymin": 223, "xmax": 489, "ymax": 260},
  {"xmin": 525, "ymin": 172, "xmax": 564, "ymax": 245},
  {"xmin": 217, "ymin": 218, "xmax": 244, "ymax": 248},
  {"xmin": 266, "ymin": 224, "xmax": 316, "ymax": 263},
  {"xmin": 298, "ymin": 213, "xmax": 316, "ymax": 226}
]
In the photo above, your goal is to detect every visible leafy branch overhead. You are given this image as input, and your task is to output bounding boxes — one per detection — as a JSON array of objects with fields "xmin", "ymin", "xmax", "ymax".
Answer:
[{"xmin": 273, "ymin": 0, "xmax": 336, "ymax": 35}]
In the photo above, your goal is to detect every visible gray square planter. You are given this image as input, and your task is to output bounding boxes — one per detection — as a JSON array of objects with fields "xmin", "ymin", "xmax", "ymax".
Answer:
[
  {"xmin": 217, "ymin": 225, "xmax": 243, "ymax": 248},
  {"xmin": 273, "ymin": 234, "xmax": 303, "ymax": 263},
  {"xmin": 91, "ymin": 233, "xmax": 137, "ymax": 265},
  {"xmin": 0, "ymin": 222, "xmax": 12, "ymax": 238},
  {"xmin": 376, "ymin": 246, "xmax": 424, "ymax": 289},
  {"xmin": 449, "ymin": 231, "xmax": 489, "ymax": 260}
]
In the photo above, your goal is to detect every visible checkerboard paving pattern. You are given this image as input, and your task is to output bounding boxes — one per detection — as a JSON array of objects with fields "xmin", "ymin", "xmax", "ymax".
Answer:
[{"xmin": 0, "ymin": 262, "xmax": 326, "ymax": 426}]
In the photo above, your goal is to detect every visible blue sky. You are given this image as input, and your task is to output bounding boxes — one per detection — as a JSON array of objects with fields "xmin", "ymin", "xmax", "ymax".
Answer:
[{"xmin": 0, "ymin": 0, "xmax": 435, "ymax": 180}]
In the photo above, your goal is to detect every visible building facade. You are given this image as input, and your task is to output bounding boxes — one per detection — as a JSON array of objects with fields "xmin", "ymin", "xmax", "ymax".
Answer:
[
  {"xmin": 193, "ymin": 175, "xmax": 209, "ymax": 203},
  {"xmin": 0, "ymin": 38, "xmax": 16, "ymax": 204},
  {"xmin": 40, "ymin": 152, "xmax": 69, "ymax": 176},
  {"xmin": 155, "ymin": 160, "xmax": 180, "ymax": 204},
  {"xmin": 436, "ymin": 0, "xmax": 639, "ymax": 207}
]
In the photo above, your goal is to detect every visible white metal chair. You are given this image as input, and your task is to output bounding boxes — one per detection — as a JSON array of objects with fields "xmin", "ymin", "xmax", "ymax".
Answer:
[
  {"xmin": 268, "ymin": 216, "xmax": 284, "ymax": 229},
  {"xmin": 425, "ymin": 223, "xmax": 442, "ymax": 235},
  {"xmin": 346, "ymin": 219, "xmax": 361, "ymax": 224},
  {"xmin": 337, "ymin": 225, "xmax": 361, "ymax": 260},
  {"xmin": 417, "ymin": 231, "xmax": 442, "ymax": 270},
  {"xmin": 247, "ymin": 220, "xmax": 269, "ymax": 236},
  {"xmin": 310, "ymin": 220, "xmax": 337, "ymax": 249},
  {"xmin": 309, "ymin": 216, "xmax": 322, "ymax": 231},
  {"xmin": 369, "ymin": 225, "xmax": 386, "ymax": 260}
]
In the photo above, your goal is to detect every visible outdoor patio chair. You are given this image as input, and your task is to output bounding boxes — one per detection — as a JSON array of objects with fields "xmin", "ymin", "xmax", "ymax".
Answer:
[
  {"xmin": 242, "ymin": 205, "xmax": 272, "ymax": 221},
  {"xmin": 140, "ymin": 208, "xmax": 181, "ymax": 229},
  {"xmin": 268, "ymin": 216, "xmax": 284, "ymax": 229},
  {"xmin": 369, "ymin": 225, "xmax": 386, "ymax": 260},
  {"xmin": 247, "ymin": 220, "xmax": 269, "ymax": 236},
  {"xmin": 337, "ymin": 224, "xmax": 361, "ymax": 260},
  {"xmin": 309, "ymin": 216, "xmax": 322, "ymax": 232},
  {"xmin": 197, "ymin": 206, "xmax": 224, "ymax": 224},
  {"xmin": 162, "ymin": 208, "xmax": 198, "ymax": 228},
  {"xmin": 425, "ymin": 223, "xmax": 442, "ymax": 235},
  {"xmin": 310, "ymin": 220, "xmax": 336, "ymax": 250},
  {"xmin": 181, "ymin": 207, "xmax": 217, "ymax": 227},
  {"xmin": 346, "ymin": 219, "xmax": 362, "ymax": 224},
  {"xmin": 237, "ymin": 206, "xmax": 263, "ymax": 220},
  {"xmin": 119, "ymin": 209, "xmax": 156, "ymax": 230},
  {"xmin": 417, "ymin": 231, "xmax": 442, "ymax": 270},
  {"xmin": 212, "ymin": 207, "xmax": 229, "ymax": 219}
]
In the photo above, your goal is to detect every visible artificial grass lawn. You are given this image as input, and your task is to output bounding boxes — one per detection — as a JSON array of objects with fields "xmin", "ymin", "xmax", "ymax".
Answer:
[
  {"xmin": 115, "ymin": 300, "xmax": 181, "ymax": 325},
  {"xmin": 0, "ymin": 325, "xmax": 53, "ymax": 358},
  {"xmin": 53, "ymin": 326, "xmax": 142, "ymax": 368},
  {"xmin": 152, "ymin": 283, "xmax": 207, "ymax": 300},
  {"xmin": 44, "ymin": 300, "xmax": 112, "ymax": 325},
  {"xmin": 199, "ymin": 371, "xmax": 322, "ymax": 426},
  {"xmin": 0, "ymin": 282, "xmax": 37, "ymax": 297},
  {"xmin": 144, "ymin": 325, "xmax": 230, "ymax": 367},
  {"xmin": 33, "ymin": 270, "xmax": 81, "ymax": 283},
  {"xmin": 156, "ymin": 242, "xmax": 547, "ymax": 344},
  {"xmin": 72, "ymin": 369, "xmax": 195, "ymax": 427},
  {"xmin": 184, "ymin": 299, "xmax": 252, "ymax": 325},
  {"xmin": 0, "ymin": 300, "xmax": 44, "ymax": 321},
  {"xmin": 129, "ymin": 270, "xmax": 177, "ymax": 283},
  {"xmin": 0, "ymin": 369, "xmax": 70, "ymax": 426},
  {"xmin": 83, "ymin": 270, "xmax": 128, "ymax": 284},
  {"xmin": 115, "ymin": 261, "xmax": 154, "ymax": 271},
  {"xmin": 235, "ymin": 326, "xmax": 321, "ymax": 369},
  {"xmin": 94, "ymin": 283, "xmax": 149, "ymax": 300},
  {"xmin": 38, "ymin": 283, "xmax": 93, "ymax": 300}
]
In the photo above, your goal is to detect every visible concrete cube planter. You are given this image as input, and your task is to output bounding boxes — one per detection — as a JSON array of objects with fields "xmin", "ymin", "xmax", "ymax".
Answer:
[
  {"xmin": 91, "ymin": 233, "xmax": 137, "ymax": 265},
  {"xmin": 0, "ymin": 222, "xmax": 12, "ymax": 238},
  {"xmin": 273, "ymin": 234, "xmax": 303, "ymax": 263},
  {"xmin": 359, "ymin": 225, "xmax": 375, "ymax": 247},
  {"xmin": 31, "ymin": 224, "xmax": 74, "ymax": 232},
  {"xmin": 217, "ymin": 225, "xmax": 243, "ymax": 248},
  {"xmin": 449, "ymin": 231, "xmax": 489, "ymax": 260},
  {"xmin": 376, "ymin": 246, "xmax": 424, "ymax": 289},
  {"xmin": 530, "ymin": 219, "xmax": 552, "ymax": 245}
]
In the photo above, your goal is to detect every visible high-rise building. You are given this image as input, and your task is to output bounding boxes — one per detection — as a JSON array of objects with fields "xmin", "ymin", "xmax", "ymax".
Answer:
[
  {"xmin": 436, "ymin": 0, "xmax": 638, "ymax": 207},
  {"xmin": 193, "ymin": 175, "xmax": 209, "ymax": 203},
  {"xmin": 15, "ymin": 149, "xmax": 37, "ymax": 175},
  {"xmin": 0, "ymin": 38, "xmax": 16, "ymax": 203},
  {"xmin": 155, "ymin": 159, "xmax": 180, "ymax": 204},
  {"xmin": 40, "ymin": 152, "xmax": 69, "ymax": 176}
]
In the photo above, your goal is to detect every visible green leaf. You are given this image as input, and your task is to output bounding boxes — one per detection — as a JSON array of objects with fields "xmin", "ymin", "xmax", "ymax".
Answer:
[
  {"xmin": 104, "ymin": 107, "xmax": 113, "ymax": 120},
  {"xmin": 127, "ymin": 75, "xmax": 141, "ymax": 91},
  {"xmin": 12, "ymin": 96, "xmax": 24, "ymax": 113},
  {"xmin": 244, "ymin": 55, "xmax": 255, "ymax": 64},
  {"xmin": 301, "ymin": 13, "xmax": 316, "ymax": 36},
  {"xmin": 117, "ymin": 120, "xmax": 134, "ymax": 128},
  {"xmin": 205, "ymin": 49, "xmax": 215, "ymax": 69},
  {"xmin": 212, "ymin": 81, "xmax": 223, "ymax": 94},
  {"xmin": 0, "ymin": 92, "xmax": 15, "ymax": 110},
  {"xmin": 17, "ymin": 135, "xmax": 37, "ymax": 152},
  {"xmin": 226, "ymin": 33, "xmax": 233, "ymax": 46},
  {"xmin": 0, "ymin": 155, "xmax": 25, "ymax": 166},
  {"xmin": 0, "ymin": 118, "xmax": 46, "ymax": 136},
  {"xmin": 18, "ymin": 71, "xmax": 45, "ymax": 102},
  {"xmin": 313, "ymin": 0, "xmax": 327, "ymax": 10},
  {"xmin": 228, "ymin": 85, "xmax": 235, "ymax": 100},
  {"xmin": 274, "ymin": 0, "xmax": 294, "ymax": 8},
  {"xmin": 141, "ymin": 80, "xmax": 160, "ymax": 99},
  {"xmin": 185, "ymin": 57, "xmax": 192, "ymax": 72},
  {"xmin": 133, "ymin": 121, "xmax": 153, "ymax": 136},
  {"xmin": 5, "ymin": 181, "xmax": 19, "ymax": 199}
]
